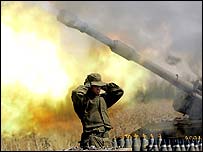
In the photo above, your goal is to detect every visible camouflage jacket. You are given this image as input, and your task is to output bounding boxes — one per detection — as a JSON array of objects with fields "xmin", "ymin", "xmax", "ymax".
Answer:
[{"xmin": 71, "ymin": 83, "xmax": 124, "ymax": 132}]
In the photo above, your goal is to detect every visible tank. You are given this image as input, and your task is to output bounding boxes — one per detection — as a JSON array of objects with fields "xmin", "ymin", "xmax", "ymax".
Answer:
[{"xmin": 57, "ymin": 10, "xmax": 202, "ymax": 138}]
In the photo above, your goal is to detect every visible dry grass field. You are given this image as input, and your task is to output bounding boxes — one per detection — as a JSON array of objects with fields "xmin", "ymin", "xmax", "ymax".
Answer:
[{"xmin": 1, "ymin": 100, "xmax": 182, "ymax": 151}]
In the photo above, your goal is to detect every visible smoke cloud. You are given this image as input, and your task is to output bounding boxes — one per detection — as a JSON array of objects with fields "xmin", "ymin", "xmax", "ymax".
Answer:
[
  {"xmin": 1, "ymin": 1, "xmax": 202, "ymax": 136},
  {"xmin": 51, "ymin": 1, "xmax": 202, "ymax": 80}
]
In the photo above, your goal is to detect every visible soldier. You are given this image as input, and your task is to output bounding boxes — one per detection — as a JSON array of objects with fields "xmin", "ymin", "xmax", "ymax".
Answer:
[{"xmin": 71, "ymin": 73, "xmax": 124, "ymax": 149}]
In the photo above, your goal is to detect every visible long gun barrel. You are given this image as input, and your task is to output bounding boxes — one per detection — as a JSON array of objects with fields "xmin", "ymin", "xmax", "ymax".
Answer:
[{"xmin": 57, "ymin": 10, "xmax": 202, "ymax": 100}]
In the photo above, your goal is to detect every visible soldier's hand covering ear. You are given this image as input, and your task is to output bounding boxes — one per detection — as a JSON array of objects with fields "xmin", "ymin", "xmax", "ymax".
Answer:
[
  {"xmin": 102, "ymin": 83, "xmax": 119, "ymax": 92},
  {"xmin": 84, "ymin": 78, "xmax": 91, "ymax": 88},
  {"xmin": 107, "ymin": 83, "xmax": 119, "ymax": 88},
  {"xmin": 84, "ymin": 82, "xmax": 91, "ymax": 88},
  {"xmin": 101, "ymin": 84, "xmax": 108, "ymax": 91}
]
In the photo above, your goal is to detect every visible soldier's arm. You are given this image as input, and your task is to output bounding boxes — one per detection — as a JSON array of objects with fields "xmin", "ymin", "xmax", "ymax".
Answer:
[
  {"xmin": 101, "ymin": 83, "xmax": 124, "ymax": 108},
  {"xmin": 71, "ymin": 85, "xmax": 89, "ymax": 119}
]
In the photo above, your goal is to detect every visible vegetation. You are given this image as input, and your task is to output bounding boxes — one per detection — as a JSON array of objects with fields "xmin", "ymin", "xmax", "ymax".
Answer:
[{"xmin": 1, "ymin": 100, "xmax": 181, "ymax": 151}]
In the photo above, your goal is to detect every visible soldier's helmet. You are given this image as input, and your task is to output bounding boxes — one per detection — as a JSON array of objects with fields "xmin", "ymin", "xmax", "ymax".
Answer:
[{"xmin": 85, "ymin": 73, "xmax": 106, "ymax": 86}]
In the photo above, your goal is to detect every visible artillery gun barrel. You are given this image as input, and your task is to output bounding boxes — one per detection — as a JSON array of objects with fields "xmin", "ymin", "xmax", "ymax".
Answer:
[{"xmin": 57, "ymin": 10, "xmax": 202, "ymax": 100}]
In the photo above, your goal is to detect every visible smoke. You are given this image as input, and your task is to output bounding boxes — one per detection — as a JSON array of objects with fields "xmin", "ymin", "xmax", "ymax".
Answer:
[
  {"xmin": 51, "ymin": 1, "xmax": 202, "ymax": 80},
  {"xmin": 165, "ymin": 54, "xmax": 181, "ymax": 65},
  {"xmin": 1, "ymin": 1, "xmax": 202, "ymax": 136},
  {"xmin": 1, "ymin": 1, "xmax": 149, "ymax": 136},
  {"xmin": 1, "ymin": 1, "xmax": 76, "ymax": 135}
]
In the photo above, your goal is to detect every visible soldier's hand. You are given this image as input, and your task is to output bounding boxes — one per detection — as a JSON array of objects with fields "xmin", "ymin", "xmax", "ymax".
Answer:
[
  {"xmin": 101, "ymin": 84, "xmax": 108, "ymax": 91},
  {"xmin": 84, "ymin": 81, "xmax": 91, "ymax": 88},
  {"xmin": 107, "ymin": 83, "xmax": 118, "ymax": 88},
  {"xmin": 101, "ymin": 83, "xmax": 117, "ymax": 91}
]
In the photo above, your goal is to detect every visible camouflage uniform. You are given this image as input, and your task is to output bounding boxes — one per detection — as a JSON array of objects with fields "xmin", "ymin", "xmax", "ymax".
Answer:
[{"xmin": 71, "ymin": 73, "xmax": 124, "ymax": 149}]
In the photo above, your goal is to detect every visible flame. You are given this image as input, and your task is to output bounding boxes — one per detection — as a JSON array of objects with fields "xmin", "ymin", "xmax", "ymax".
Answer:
[{"xmin": 1, "ymin": 2, "xmax": 149, "ymax": 136}]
